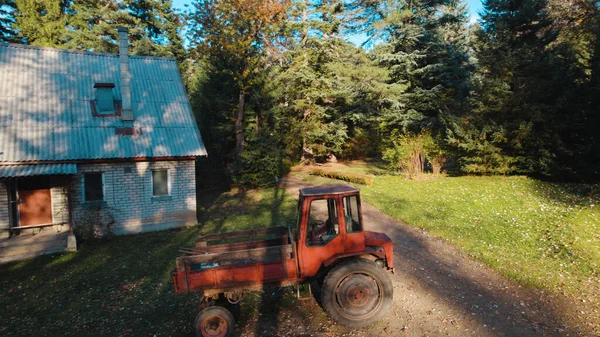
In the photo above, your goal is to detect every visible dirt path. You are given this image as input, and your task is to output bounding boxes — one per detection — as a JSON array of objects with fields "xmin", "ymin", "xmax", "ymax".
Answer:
[{"xmin": 239, "ymin": 177, "xmax": 592, "ymax": 337}]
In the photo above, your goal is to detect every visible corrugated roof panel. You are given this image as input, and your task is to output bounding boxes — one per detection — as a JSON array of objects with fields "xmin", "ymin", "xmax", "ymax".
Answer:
[
  {"xmin": 0, "ymin": 163, "xmax": 77, "ymax": 178},
  {"xmin": 0, "ymin": 44, "xmax": 206, "ymax": 162}
]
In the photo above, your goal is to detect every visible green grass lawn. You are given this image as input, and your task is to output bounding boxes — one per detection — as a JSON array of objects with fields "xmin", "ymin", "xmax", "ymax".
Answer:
[
  {"xmin": 362, "ymin": 175, "xmax": 600, "ymax": 300},
  {"xmin": 293, "ymin": 163, "xmax": 599, "ymax": 304},
  {"xmin": 0, "ymin": 188, "xmax": 298, "ymax": 337}
]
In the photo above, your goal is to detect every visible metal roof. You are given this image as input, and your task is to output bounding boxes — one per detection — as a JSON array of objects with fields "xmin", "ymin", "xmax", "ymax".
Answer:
[
  {"xmin": 0, "ymin": 43, "xmax": 207, "ymax": 163},
  {"xmin": 299, "ymin": 184, "xmax": 359, "ymax": 197},
  {"xmin": 0, "ymin": 163, "xmax": 77, "ymax": 178}
]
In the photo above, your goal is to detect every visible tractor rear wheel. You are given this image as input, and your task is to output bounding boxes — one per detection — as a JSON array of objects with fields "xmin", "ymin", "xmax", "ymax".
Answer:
[
  {"xmin": 321, "ymin": 259, "xmax": 393, "ymax": 328},
  {"xmin": 194, "ymin": 305, "xmax": 235, "ymax": 337}
]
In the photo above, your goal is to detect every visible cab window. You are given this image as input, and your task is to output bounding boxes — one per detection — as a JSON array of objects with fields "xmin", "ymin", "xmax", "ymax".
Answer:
[
  {"xmin": 306, "ymin": 198, "xmax": 339, "ymax": 246},
  {"xmin": 343, "ymin": 195, "xmax": 362, "ymax": 233}
]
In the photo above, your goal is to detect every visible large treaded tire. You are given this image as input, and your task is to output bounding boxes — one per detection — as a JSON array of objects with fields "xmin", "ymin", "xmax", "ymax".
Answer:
[
  {"xmin": 194, "ymin": 306, "xmax": 235, "ymax": 337},
  {"xmin": 321, "ymin": 259, "xmax": 393, "ymax": 328}
]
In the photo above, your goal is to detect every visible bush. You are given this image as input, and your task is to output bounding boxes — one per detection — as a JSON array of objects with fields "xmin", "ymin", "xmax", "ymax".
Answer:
[
  {"xmin": 309, "ymin": 169, "xmax": 373, "ymax": 185},
  {"xmin": 232, "ymin": 133, "xmax": 291, "ymax": 188},
  {"xmin": 382, "ymin": 130, "xmax": 447, "ymax": 178},
  {"xmin": 72, "ymin": 203, "xmax": 116, "ymax": 241}
]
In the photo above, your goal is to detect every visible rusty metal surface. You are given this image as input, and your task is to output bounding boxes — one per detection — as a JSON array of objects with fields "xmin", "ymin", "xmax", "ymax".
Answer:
[
  {"xmin": 322, "ymin": 247, "xmax": 385, "ymax": 268},
  {"xmin": 199, "ymin": 315, "xmax": 228, "ymax": 337},
  {"xmin": 173, "ymin": 226, "xmax": 299, "ymax": 294},
  {"xmin": 172, "ymin": 259, "xmax": 299, "ymax": 294},
  {"xmin": 17, "ymin": 188, "xmax": 53, "ymax": 226},
  {"xmin": 172, "ymin": 187, "xmax": 395, "ymax": 300},
  {"xmin": 364, "ymin": 231, "xmax": 394, "ymax": 269},
  {"xmin": 334, "ymin": 272, "xmax": 381, "ymax": 318},
  {"xmin": 297, "ymin": 190, "xmax": 368, "ymax": 277}
]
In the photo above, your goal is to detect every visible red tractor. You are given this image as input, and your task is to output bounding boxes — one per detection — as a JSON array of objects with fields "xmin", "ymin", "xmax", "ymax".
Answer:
[{"xmin": 172, "ymin": 184, "xmax": 394, "ymax": 337}]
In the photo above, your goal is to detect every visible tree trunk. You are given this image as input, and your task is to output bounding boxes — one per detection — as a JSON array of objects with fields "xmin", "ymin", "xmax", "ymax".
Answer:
[
  {"xmin": 301, "ymin": 0, "xmax": 308, "ymax": 46},
  {"xmin": 235, "ymin": 90, "xmax": 245, "ymax": 157},
  {"xmin": 255, "ymin": 111, "xmax": 259, "ymax": 134}
]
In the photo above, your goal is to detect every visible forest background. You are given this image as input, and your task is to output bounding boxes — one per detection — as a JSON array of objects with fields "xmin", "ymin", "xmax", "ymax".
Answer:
[{"xmin": 1, "ymin": 0, "xmax": 599, "ymax": 185}]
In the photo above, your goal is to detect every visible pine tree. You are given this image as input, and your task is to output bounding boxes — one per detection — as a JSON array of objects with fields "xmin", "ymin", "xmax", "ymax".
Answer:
[
  {"xmin": 0, "ymin": 0, "xmax": 16, "ymax": 43},
  {"xmin": 12, "ymin": 0, "xmax": 68, "ymax": 47},
  {"xmin": 270, "ymin": 0, "xmax": 399, "ymax": 161},
  {"xmin": 65, "ymin": 0, "xmax": 185, "ymax": 58},
  {"xmin": 469, "ymin": 0, "xmax": 578, "ymax": 176},
  {"xmin": 545, "ymin": 0, "xmax": 600, "ymax": 179},
  {"xmin": 65, "ymin": 0, "xmax": 136, "ymax": 53},
  {"xmin": 374, "ymin": 0, "xmax": 473, "ymax": 134},
  {"xmin": 126, "ymin": 0, "xmax": 185, "ymax": 61}
]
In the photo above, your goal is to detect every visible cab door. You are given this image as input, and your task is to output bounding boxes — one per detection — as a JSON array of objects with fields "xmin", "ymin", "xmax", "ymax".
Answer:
[
  {"xmin": 341, "ymin": 194, "xmax": 366, "ymax": 253},
  {"xmin": 298, "ymin": 196, "xmax": 345, "ymax": 277}
]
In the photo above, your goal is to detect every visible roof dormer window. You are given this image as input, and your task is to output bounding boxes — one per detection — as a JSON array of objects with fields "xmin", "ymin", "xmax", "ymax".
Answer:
[{"xmin": 92, "ymin": 83, "xmax": 118, "ymax": 116}]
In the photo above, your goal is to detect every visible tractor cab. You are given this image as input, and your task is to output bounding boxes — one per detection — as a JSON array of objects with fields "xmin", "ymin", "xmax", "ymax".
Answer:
[{"xmin": 295, "ymin": 184, "xmax": 393, "ymax": 277}]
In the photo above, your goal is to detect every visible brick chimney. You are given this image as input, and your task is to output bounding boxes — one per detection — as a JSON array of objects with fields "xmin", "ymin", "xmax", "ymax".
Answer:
[{"xmin": 117, "ymin": 27, "xmax": 133, "ymax": 122}]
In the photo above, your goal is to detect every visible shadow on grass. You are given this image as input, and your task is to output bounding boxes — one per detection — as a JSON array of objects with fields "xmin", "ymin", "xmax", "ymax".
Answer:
[
  {"xmin": 528, "ymin": 179, "xmax": 599, "ymax": 207},
  {"xmin": 380, "ymin": 221, "xmax": 585, "ymax": 336},
  {"xmin": 0, "ymin": 227, "xmax": 204, "ymax": 336},
  {"xmin": 285, "ymin": 177, "xmax": 590, "ymax": 336},
  {"xmin": 0, "ymin": 185, "xmax": 300, "ymax": 337}
]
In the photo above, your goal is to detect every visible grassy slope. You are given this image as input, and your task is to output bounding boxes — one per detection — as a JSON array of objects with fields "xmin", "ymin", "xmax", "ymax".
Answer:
[
  {"xmin": 362, "ymin": 175, "xmax": 600, "ymax": 298},
  {"xmin": 0, "ymin": 188, "xmax": 298, "ymax": 337}
]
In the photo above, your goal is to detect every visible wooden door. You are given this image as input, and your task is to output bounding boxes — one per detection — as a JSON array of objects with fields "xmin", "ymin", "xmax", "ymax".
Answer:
[{"xmin": 18, "ymin": 189, "xmax": 53, "ymax": 226}]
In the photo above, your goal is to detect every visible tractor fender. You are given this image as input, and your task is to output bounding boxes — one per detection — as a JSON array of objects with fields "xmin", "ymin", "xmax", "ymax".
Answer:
[{"xmin": 322, "ymin": 247, "xmax": 386, "ymax": 269}]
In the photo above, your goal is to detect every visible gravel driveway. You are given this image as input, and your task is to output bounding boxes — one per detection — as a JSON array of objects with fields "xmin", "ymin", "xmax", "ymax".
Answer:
[{"xmin": 237, "ymin": 177, "xmax": 593, "ymax": 337}]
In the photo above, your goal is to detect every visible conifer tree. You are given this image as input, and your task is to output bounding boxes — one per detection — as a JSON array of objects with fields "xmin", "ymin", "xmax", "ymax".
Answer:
[
  {"xmin": 272, "ymin": 0, "xmax": 399, "ymax": 161},
  {"xmin": 467, "ymin": 0, "xmax": 576, "ymax": 176},
  {"xmin": 0, "ymin": 0, "xmax": 16, "ymax": 43},
  {"xmin": 12, "ymin": 0, "xmax": 68, "ymax": 47},
  {"xmin": 374, "ymin": 0, "xmax": 472, "ymax": 134},
  {"xmin": 65, "ymin": 0, "xmax": 185, "ymax": 58}
]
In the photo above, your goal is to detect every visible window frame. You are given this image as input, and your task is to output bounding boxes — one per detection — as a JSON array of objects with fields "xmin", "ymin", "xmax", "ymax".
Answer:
[
  {"xmin": 305, "ymin": 197, "xmax": 339, "ymax": 247},
  {"xmin": 151, "ymin": 169, "xmax": 171, "ymax": 198},
  {"xmin": 95, "ymin": 88, "xmax": 115, "ymax": 114},
  {"xmin": 82, "ymin": 172, "xmax": 105, "ymax": 203},
  {"xmin": 91, "ymin": 83, "xmax": 120, "ymax": 117},
  {"xmin": 343, "ymin": 195, "xmax": 363, "ymax": 234}
]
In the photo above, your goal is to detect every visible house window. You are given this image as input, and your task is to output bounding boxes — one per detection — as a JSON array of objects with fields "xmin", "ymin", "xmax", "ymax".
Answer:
[
  {"xmin": 94, "ymin": 83, "xmax": 115, "ymax": 115},
  {"xmin": 83, "ymin": 173, "xmax": 104, "ymax": 202},
  {"xmin": 152, "ymin": 170, "xmax": 170, "ymax": 197}
]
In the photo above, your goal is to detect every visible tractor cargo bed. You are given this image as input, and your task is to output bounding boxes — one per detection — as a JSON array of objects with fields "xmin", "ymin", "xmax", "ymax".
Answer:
[{"xmin": 172, "ymin": 226, "xmax": 299, "ymax": 295}]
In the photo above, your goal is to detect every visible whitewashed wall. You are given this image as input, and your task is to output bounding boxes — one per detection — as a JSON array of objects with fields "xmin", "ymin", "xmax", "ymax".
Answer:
[{"xmin": 71, "ymin": 160, "xmax": 197, "ymax": 236}]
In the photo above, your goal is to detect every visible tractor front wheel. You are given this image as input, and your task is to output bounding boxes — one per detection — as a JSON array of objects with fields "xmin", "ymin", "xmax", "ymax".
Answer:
[
  {"xmin": 194, "ymin": 305, "xmax": 235, "ymax": 337},
  {"xmin": 321, "ymin": 259, "xmax": 393, "ymax": 328}
]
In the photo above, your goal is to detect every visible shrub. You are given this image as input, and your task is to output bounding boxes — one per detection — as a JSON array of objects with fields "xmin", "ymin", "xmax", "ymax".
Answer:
[
  {"xmin": 232, "ymin": 133, "xmax": 291, "ymax": 188},
  {"xmin": 309, "ymin": 169, "xmax": 373, "ymax": 185},
  {"xmin": 382, "ymin": 130, "xmax": 447, "ymax": 178},
  {"xmin": 73, "ymin": 203, "xmax": 116, "ymax": 241}
]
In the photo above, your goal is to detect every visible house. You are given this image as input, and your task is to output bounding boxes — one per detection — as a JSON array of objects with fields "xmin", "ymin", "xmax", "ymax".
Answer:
[{"xmin": 0, "ymin": 28, "xmax": 207, "ymax": 263}]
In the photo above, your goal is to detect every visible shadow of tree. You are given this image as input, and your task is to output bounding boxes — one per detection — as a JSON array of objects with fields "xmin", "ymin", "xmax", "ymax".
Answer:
[{"xmin": 278, "ymin": 177, "xmax": 593, "ymax": 336}]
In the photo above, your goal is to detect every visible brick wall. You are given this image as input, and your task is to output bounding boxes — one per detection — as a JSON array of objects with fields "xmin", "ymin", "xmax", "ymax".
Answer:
[
  {"xmin": 71, "ymin": 160, "xmax": 197, "ymax": 236},
  {"xmin": 0, "ymin": 182, "xmax": 9, "ymax": 238}
]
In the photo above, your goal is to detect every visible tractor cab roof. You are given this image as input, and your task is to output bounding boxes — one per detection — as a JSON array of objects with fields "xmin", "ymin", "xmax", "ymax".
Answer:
[{"xmin": 299, "ymin": 184, "xmax": 359, "ymax": 197}]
